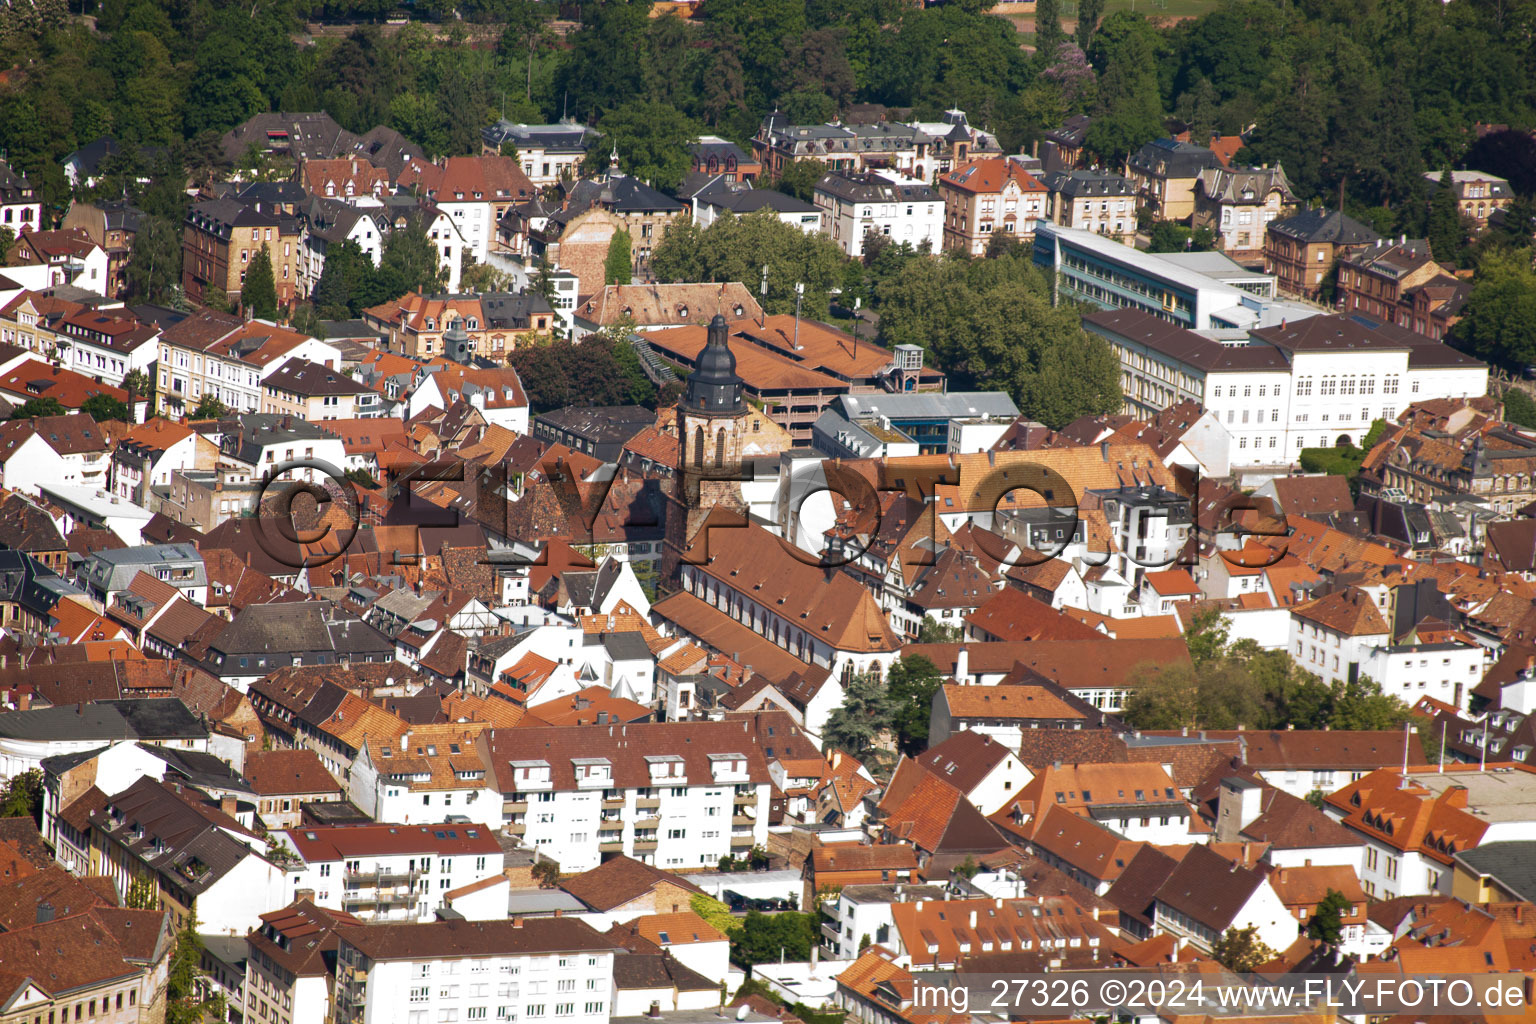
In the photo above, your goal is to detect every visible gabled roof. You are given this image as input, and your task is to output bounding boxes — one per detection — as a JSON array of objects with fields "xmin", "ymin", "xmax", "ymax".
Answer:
[
  {"xmin": 561, "ymin": 855, "xmax": 704, "ymax": 912},
  {"xmin": 1152, "ymin": 842, "xmax": 1266, "ymax": 931}
]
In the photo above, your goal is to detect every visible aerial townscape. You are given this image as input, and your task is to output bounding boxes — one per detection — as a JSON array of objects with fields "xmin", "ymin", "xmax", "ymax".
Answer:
[{"xmin": 3, "ymin": 1, "xmax": 1536, "ymax": 1024}]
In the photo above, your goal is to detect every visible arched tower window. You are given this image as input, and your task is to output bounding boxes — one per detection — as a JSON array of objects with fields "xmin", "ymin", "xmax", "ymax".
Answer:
[
  {"xmin": 715, "ymin": 428, "xmax": 727, "ymax": 468},
  {"xmin": 693, "ymin": 426, "xmax": 705, "ymax": 469}
]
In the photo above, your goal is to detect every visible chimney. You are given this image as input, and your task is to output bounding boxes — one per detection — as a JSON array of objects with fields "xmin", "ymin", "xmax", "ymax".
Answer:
[
  {"xmin": 1278, "ymin": 868, "xmax": 1288, "ymax": 884},
  {"xmin": 648, "ymin": 1003, "xmax": 662, "ymax": 1019},
  {"xmin": 513, "ymin": 916, "xmax": 524, "ymax": 928},
  {"xmin": 35, "ymin": 900, "xmax": 53, "ymax": 925},
  {"xmin": 954, "ymin": 646, "xmax": 970, "ymax": 682},
  {"xmin": 220, "ymin": 796, "xmax": 237, "ymax": 817}
]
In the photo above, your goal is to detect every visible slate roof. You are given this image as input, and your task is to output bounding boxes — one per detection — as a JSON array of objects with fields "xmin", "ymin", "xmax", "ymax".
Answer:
[
  {"xmin": 1452, "ymin": 841, "xmax": 1536, "ymax": 902},
  {"xmin": 0, "ymin": 698, "xmax": 207, "ymax": 742},
  {"xmin": 1267, "ymin": 208, "xmax": 1381, "ymax": 246}
]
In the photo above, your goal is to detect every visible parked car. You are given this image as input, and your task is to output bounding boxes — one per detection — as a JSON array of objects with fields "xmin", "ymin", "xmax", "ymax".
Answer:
[{"xmin": 721, "ymin": 890, "xmax": 749, "ymax": 912}]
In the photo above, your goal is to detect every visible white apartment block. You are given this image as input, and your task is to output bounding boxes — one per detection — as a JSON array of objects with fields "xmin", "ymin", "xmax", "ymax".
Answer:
[
  {"xmin": 335, "ymin": 919, "xmax": 617, "ymax": 1024},
  {"xmin": 1085, "ymin": 308, "xmax": 1488, "ymax": 466},
  {"xmin": 814, "ymin": 170, "xmax": 943, "ymax": 259},
  {"xmin": 486, "ymin": 723, "xmax": 774, "ymax": 873},
  {"xmin": 1359, "ymin": 641, "xmax": 1487, "ymax": 713},
  {"xmin": 279, "ymin": 823, "xmax": 505, "ymax": 922}
]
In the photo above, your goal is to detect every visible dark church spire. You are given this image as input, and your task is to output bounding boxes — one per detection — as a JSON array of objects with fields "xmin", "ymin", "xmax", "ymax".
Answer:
[{"xmin": 683, "ymin": 314, "xmax": 744, "ymax": 414}]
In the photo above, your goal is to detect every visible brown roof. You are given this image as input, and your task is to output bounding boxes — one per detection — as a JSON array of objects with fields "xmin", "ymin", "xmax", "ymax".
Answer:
[
  {"xmin": 337, "ymin": 917, "xmax": 614, "ymax": 961},
  {"xmin": 0, "ymin": 411, "xmax": 112, "ymax": 455},
  {"xmin": 939, "ymin": 157, "xmax": 1048, "ymax": 195},
  {"xmin": 284, "ymin": 823, "xmax": 500, "ymax": 861},
  {"xmin": 808, "ymin": 843, "xmax": 919, "ymax": 874},
  {"xmin": 939, "ymin": 683, "xmax": 1088, "ymax": 721},
  {"xmin": 249, "ymin": 899, "xmax": 363, "ymax": 978},
  {"xmin": 243, "ymin": 749, "xmax": 343, "ymax": 797},
  {"xmin": 966, "ymin": 588, "xmax": 1102, "ymax": 642},
  {"xmin": 561, "ymin": 855, "xmax": 705, "ymax": 912},
  {"xmin": 913, "ymin": 732, "xmax": 1015, "ymax": 794},
  {"xmin": 1266, "ymin": 475, "xmax": 1355, "ymax": 517},
  {"xmin": 1290, "ymin": 586, "xmax": 1390, "ymax": 636},
  {"xmin": 1152, "ymin": 843, "xmax": 1266, "ymax": 932},
  {"xmin": 1152, "ymin": 729, "xmax": 1426, "ymax": 771},
  {"xmin": 1103, "ymin": 845, "xmax": 1181, "ymax": 929},
  {"xmin": 1027, "ymin": 803, "xmax": 1144, "ymax": 884},
  {"xmin": 576, "ymin": 283, "xmax": 763, "ymax": 329}
]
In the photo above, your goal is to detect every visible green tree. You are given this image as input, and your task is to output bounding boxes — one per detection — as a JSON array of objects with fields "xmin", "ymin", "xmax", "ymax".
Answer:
[
  {"xmin": 203, "ymin": 286, "xmax": 233, "ymax": 315},
  {"xmin": 531, "ymin": 859, "xmax": 560, "ymax": 888},
  {"xmin": 376, "ymin": 227, "xmax": 448, "ymax": 302},
  {"xmin": 1427, "ymin": 167, "xmax": 1463, "ymax": 265},
  {"xmin": 8, "ymin": 397, "xmax": 65, "ymax": 420},
  {"xmin": 190, "ymin": 395, "xmax": 231, "ymax": 420},
  {"xmin": 1212, "ymin": 925, "xmax": 1275, "ymax": 973},
  {"xmin": 509, "ymin": 332, "xmax": 658, "ymax": 414},
  {"xmin": 1185, "ymin": 606, "xmax": 1230, "ymax": 667},
  {"xmin": 822, "ymin": 669, "xmax": 893, "ymax": 764},
  {"xmin": 125, "ymin": 216, "xmax": 183, "ymax": 305},
  {"xmin": 122, "ymin": 369, "xmax": 154, "ymax": 405},
  {"xmin": 124, "ymin": 875, "xmax": 159, "ymax": 910},
  {"xmin": 81, "ymin": 394, "xmax": 131, "ymax": 423},
  {"xmin": 874, "ymin": 250, "xmax": 1121, "ymax": 427},
  {"xmin": 651, "ymin": 210, "xmax": 853, "ymax": 320},
  {"xmin": 1306, "ymin": 888, "xmax": 1352, "ymax": 945},
  {"xmin": 166, "ymin": 919, "xmax": 210, "ymax": 1024},
  {"xmin": 1452, "ymin": 248, "xmax": 1536, "ymax": 369},
  {"xmin": 731, "ymin": 910, "xmax": 817, "ymax": 967},
  {"xmin": 605, "ymin": 229, "xmax": 633, "ymax": 286},
  {"xmin": 1120, "ymin": 662, "xmax": 1203, "ymax": 730},
  {"xmin": 498, "ymin": 1, "xmax": 555, "ymax": 102},
  {"xmin": 313, "ymin": 239, "xmax": 376, "ymax": 318},
  {"xmin": 1505, "ymin": 388, "xmax": 1536, "ymax": 429},
  {"xmin": 1033, "ymin": 0, "xmax": 1065, "ymax": 63},
  {"xmin": 885, "ymin": 655, "xmax": 943, "ymax": 755},
  {"xmin": 916, "ymin": 619, "xmax": 962, "ymax": 643},
  {"xmin": 1075, "ymin": 0, "xmax": 1105, "ymax": 53},
  {"xmin": 0, "ymin": 769, "xmax": 42, "ymax": 824},
  {"xmin": 242, "ymin": 244, "xmax": 279, "ymax": 321},
  {"xmin": 775, "ymin": 160, "xmax": 827, "ymax": 203},
  {"xmin": 584, "ymin": 101, "xmax": 702, "ymax": 193}
]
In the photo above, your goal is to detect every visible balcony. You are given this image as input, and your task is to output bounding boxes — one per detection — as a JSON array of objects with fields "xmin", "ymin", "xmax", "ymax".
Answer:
[
  {"xmin": 599, "ymin": 840, "xmax": 624, "ymax": 852},
  {"xmin": 730, "ymin": 834, "xmax": 755, "ymax": 848},
  {"xmin": 345, "ymin": 868, "xmax": 421, "ymax": 887},
  {"xmin": 632, "ymin": 814, "xmax": 660, "ymax": 828},
  {"xmin": 506, "ymin": 823, "xmax": 526, "ymax": 835},
  {"xmin": 732, "ymin": 816, "xmax": 755, "ymax": 827},
  {"xmin": 505, "ymin": 800, "xmax": 529, "ymax": 813},
  {"xmin": 820, "ymin": 923, "xmax": 842, "ymax": 944},
  {"xmin": 734, "ymin": 793, "xmax": 755, "ymax": 807},
  {"xmin": 633, "ymin": 840, "xmax": 658, "ymax": 852},
  {"xmin": 635, "ymin": 797, "xmax": 661, "ymax": 810},
  {"xmin": 602, "ymin": 797, "xmax": 625, "ymax": 809}
]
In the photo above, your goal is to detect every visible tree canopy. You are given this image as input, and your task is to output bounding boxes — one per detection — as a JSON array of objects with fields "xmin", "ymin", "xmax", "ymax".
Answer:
[{"xmin": 875, "ymin": 247, "xmax": 1122, "ymax": 428}]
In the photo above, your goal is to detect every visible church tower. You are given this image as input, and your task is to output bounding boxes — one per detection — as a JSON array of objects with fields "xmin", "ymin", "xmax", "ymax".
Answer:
[{"xmin": 661, "ymin": 313, "xmax": 786, "ymax": 584}]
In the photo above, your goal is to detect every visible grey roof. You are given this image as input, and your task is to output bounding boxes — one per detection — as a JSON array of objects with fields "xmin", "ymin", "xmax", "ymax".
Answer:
[
  {"xmin": 1453, "ymin": 841, "xmax": 1536, "ymax": 902},
  {"xmin": 564, "ymin": 175, "xmax": 684, "ymax": 215},
  {"xmin": 207, "ymin": 603, "xmax": 394, "ymax": 661},
  {"xmin": 0, "ymin": 698, "xmax": 208, "ymax": 742},
  {"xmin": 219, "ymin": 413, "xmax": 336, "ymax": 466},
  {"xmin": 317, "ymin": 319, "xmax": 384, "ymax": 342},
  {"xmin": 697, "ymin": 183, "xmax": 818, "ymax": 216},
  {"xmin": 830, "ymin": 391, "xmax": 1019, "ymax": 422},
  {"xmin": 534, "ymin": 406, "xmax": 655, "ymax": 445},
  {"xmin": 814, "ymin": 171, "xmax": 939, "ymax": 204},
  {"xmin": 91, "ymin": 776, "xmax": 263, "ymax": 897},
  {"xmin": 506, "ymin": 890, "xmax": 586, "ymax": 915},
  {"xmin": 603, "ymin": 632, "xmax": 652, "ymax": 662},
  {"xmin": 481, "ymin": 119, "xmax": 600, "ymax": 155},
  {"xmin": 1267, "ymin": 208, "xmax": 1382, "ymax": 246},
  {"xmin": 140, "ymin": 744, "xmax": 255, "ymax": 795},
  {"xmin": 1127, "ymin": 138, "xmax": 1221, "ymax": 180},
  {"xmin": 78, "ymin": 543, "xmax": 205, "ymax": 594},
  {"xmin": 1041, "ymin": 170, "xmax": 1136, "ymax": 198},
  {"xmin": 1196, "ymin": 165, "xmax": 1296, "ymax": 205}
]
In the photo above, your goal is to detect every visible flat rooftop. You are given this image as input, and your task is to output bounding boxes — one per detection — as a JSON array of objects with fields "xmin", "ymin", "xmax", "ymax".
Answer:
[{"xmin": 1410, "ymin": 767, "xmax": 1536, "ymax": 823}]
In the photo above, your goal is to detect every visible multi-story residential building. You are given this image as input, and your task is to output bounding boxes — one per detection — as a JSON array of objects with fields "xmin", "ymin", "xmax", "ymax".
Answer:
[
  {"xmin": 689, "ymin": 136, "xmax": 762, "ymax": 183},
  {"xmin": 244, "ymin": 900, "xmax": 362, "ymax": 1024},
  {"xmin": 54, "ymin": 307, "xmax": 158, "ymax": 387},
  {"xmin": 280, "ymin": 823, "xmax": 505, "ymax": 922},
  {"xmin": 481, "ymin": 119, "xmax": 603, "ymax": 186},
  {"xmin": 1325, "ymin": 765, "xmax": 1536, "ymax": 898},
  {"xmin": 110, "ymin": 418, "xmax": 221, "ymax": 505},
  {"xmin": 1083, "ymin": 307, "xmax": 1489, "ymax": 460},
  {"xmin": 0, "ymin": 412, "xmax": 115, "ymax": 497},
  {"xmin": 1288, "ymin": 586, "xmax": 1391, "ymax": 686},
  {"xmin": 937, "ymin": 157, "xmax": 1048, "ymax": 254},
  {"xmin": 1192, "ymin": 165, "xmax": 1298, "ymax": 262},
  {"xmin": 244, "ymin": 749, "xmax": 345, "ymax": 829},
  {"xmin": 689, "ymin": 180, "xmax": 822, "ymax": 233},
  {"xmin": 157, "ymin": 316, "xmax": 341, "ymax": 418},
  {"xmin": 300, "ymin": 157, "xmax": 391, "ymax": 203},
  {"xmin": 61, "ymin": 199, "xmax": 143, "ymax": 298},
  {"xmin": 1263, "ymin": 208, "xmax": 1381, "ymax": 299},
  {"xmin": 0, "ymin": 159, "xmax": 40, "ymax": 231},
  {"xmin": 77, "ymin": 542, "xmax": 208, "ymax": 607},
  {"xmin": 261, "ymin": 357, "xmax": 376, "ymax": 420},
  {"xmin": 752, "ymin": 109, "xmax": 999, "ymax": 182},
  {"xmin": 483, "ymin": 721, "xmax": 775, "ymax": 873},
  {"xmin": 1125, "ymin": 138, "xmax": 1221, "ymax": 222},
  {"xmin": 332, "ymin": 918, "xmax": 618, "ymax": 1024},
  {"xmin": 1336, "ymin": 238, "xmax": 1468, "ymax": 340},
  {"xmin": 182, "ymin": 198, "xmax": 305, "ymax": 308},
  {"xmin": 1039, "ymin": 170, "xmax": 1138, "ymax": 243},
  {"xmin": 1150, "ymin": 843, "xmax": 1295, "ymax": 953},
  {"xmin": 1036, "ymin": 114, "xmax": 1092, "ymax": 172},
  {"xmin": 85, "ymin": 776, "xmax": 288, "ymax": 936},
  {"xmin": 406, "ymin": 155, "xmax": 538, "ymax": 265},
  {"xmin": 11, "ymin": 227, "xmax": 110, "ymax": 292},
  {"xmin": 363, "ymin": 291, "xmax": 556, "ymax": 361},
  {"xmin": 1364, "ymin": 419, "xmax": 1536, "ymax": 515},
  {"xmin": 0, "ymin": 289, "xmax": 86, "ymax": 360},
  {"xmin": 298, "ymin": 197, "xmax": 390, "ymax": 298},
  {"xmin": 814, "ymin": 170, "xmax": 943, "ymax": 258},
  {"xmin": 406, "ymin": 365, "xmax": 530, "ymax": 433},
  {"xmin": 1423, "ymin": 169, "xmax": 1512, "ymax": 228}
]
